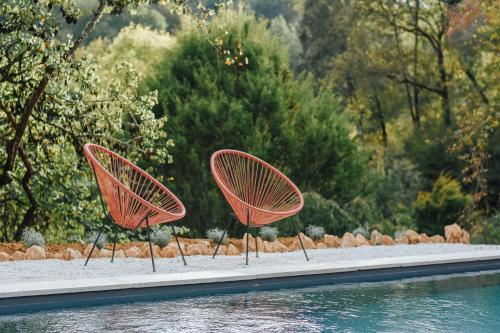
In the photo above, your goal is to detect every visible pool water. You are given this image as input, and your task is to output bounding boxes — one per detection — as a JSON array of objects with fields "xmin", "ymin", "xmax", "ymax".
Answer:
[{"xmin": 1, "ymin": 271, "xmax": 500, "ymax": 332}]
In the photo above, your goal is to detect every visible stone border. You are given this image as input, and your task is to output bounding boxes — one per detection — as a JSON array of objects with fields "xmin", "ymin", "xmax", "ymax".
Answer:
[{"xmin": 1, "ymin": 250, "xmax": 499, "ymax": 315}]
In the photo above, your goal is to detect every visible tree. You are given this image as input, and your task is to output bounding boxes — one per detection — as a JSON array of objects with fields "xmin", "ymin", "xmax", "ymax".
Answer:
[
  {"xmin": 147, "ymin": 9, "xmax": 368, "ymax": 235},
  {"xmin": 0, "ymin": 0, "xmax": 228, "ymax": 241}
]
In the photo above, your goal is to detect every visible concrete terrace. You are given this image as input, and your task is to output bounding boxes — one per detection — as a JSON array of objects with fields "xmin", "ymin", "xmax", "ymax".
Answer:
[{"xmin": 2, "ymin": 244, "xmax": 500, "ymax": 314}]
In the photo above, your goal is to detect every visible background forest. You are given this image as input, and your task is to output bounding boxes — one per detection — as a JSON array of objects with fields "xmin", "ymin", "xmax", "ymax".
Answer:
[{"xmin": 0, "ymin": 0, "xmax": 498, "ymax": 243}]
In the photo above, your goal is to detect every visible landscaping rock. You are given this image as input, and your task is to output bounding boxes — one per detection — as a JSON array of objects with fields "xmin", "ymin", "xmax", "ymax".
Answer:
[
  {"xmin": 65, "ymin": 248, "xmax": 82, "ymax": 260},
  {"xmin": 316, "ymin": 242, "xmax": 327, "ymax": 249},
  {"xmin": 271, "ymin": 241, "xmax": 289, "ymax": 253},
  {"xmin": 99, "ymin": 249, "xmax": 113, "ymax": 258},
  {"xmin": 141, "ymin": 244, "xmax": 161, "ymax": 258},
  {"xmin": 226, "ymin": 244, "xmax": 240, "ymax": 256},
  {"xmin": 242, "ymin": 234, "xmax": 264, "ymax": 252},
  {"xmin": 26, "ymin": 245, "xmax": 46, "ymax": 260},
  {"xmin": 431, "ymin": 235, "xmax": 445, "ymax": 243},
  {"xmin": 125, "ymin": 246, "xmax": 141, "ymax": 258},
  {"xmin": 114, "ymin": 249, "xmax": 126, "ymax": 259},
  {"xmin": 404, "ymin": 230, "xmax": 421, "ymax": 244},
  {"xmin": 460, "ymin": 230, "xmax": 470, "ymax": 244},
  {"xmin": 370, "ymin": 230, "xmax": 384, "ymax": 245},
  {"xmin": 382, "ymin": 235, "xmax": 394, "ymax": 245},
  {"xmin": 355, "ymin": 234, "xmax": 370, "ymax": 247},
  {"xmin": 0, "ymin": 252, "xmax": 10, "ymax": 261},
  {"xmin": 54, "ymin": 252, "xmax": 65, "ymax": 260},
  {"xmin": 324, "ymin": 235, "xmax": 341, "ymax": 248},
  {"xmin": 186, "ymin": 243, "xmax": 211, "ymax": 256},
  {"xmin": 11, "ymin": 251, "xmax": 26, "ymax": 261},
  {"xmin": 445, "ymin": 223, "xmax": 463, "ymax": 243},
  {"xmin": 83, "ymin": 243, "xmax": 100, "ymax": 258},
  {"xmin": 394, "ymin": 236, "xmax": 409, "ymax": 245},
  {"xmin": 213, "ymin": 245, "xmax": 226, "ymax": 256},
  {"xmin": 160, "ymin": 243, "xmax": 181, "ymax": 258},
  {"xmin": 420, "ymin": 233, "xmax": 431, "ymax": 243},
  {"xmin": 341, "ymin": 232, "xmax": 357, "ymax": 248}
]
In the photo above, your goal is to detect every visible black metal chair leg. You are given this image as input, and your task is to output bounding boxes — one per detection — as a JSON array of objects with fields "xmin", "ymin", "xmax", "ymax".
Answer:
[
  {"xmin": 293, "ymin": 216, "xmax": 309, "ymax": 261},
  {"xmin": 245, "ymin": 209, "xmax": 250, "ymax": 265},
  {"xmin": 111, "ymin": 227, "xmax": 118, "ymax": 263},
  {"xmin": 255, "ymin": 228, "xmax": 259, "ymax": 258},
  {"xmin": 170, "ymin": 224, "xmax": 187, "ymax": 266},
  {"xmin": 84, "ymin": 226, "xmax": 104, "ymax": 266},
  {"xmin": 145, "ymin": 216, "xmax": 156, "ymax": 272},
  {"xmin": 213, "ymin": 214, "xmax": 234, "ymax": 259}
]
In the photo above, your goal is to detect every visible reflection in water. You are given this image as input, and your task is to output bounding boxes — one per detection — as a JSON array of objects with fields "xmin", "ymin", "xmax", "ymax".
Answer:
[{"xmin": 1, "ymin": 272, "xmax": 500, "ymax": 332}]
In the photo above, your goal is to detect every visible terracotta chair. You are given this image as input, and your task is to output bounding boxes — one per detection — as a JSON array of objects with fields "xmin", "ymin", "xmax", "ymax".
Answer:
[
  {"xmin": 83, "ymin": 143, "xmax": 187, "ymax": 272},
  {"xmin": 210, "ymin": 149, "xmax": 309, "ymax": 264}
]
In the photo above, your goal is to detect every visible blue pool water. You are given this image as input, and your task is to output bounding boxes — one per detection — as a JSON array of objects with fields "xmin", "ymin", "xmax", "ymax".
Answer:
[{"xmin": 1, "ymin": 271, "xmax": 500, "ymax": 332}]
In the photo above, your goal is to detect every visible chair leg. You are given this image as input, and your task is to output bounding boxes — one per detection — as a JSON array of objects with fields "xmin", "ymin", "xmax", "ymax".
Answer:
[
  {"xmin": 293, "ymin": 216, "xmax": 309, "ymax": 261},
  {"xmin": 110, "ymin": 227, "xmax": 118, "ymax": 263},
  {"xmin": 245, "ymin": 210, "xmax": 250, "ymax": 265},
  {"xmin": 254, "ymin": 228, "xmax": 259, "ymax": 258},
  {"xmin": 212, "ymin": 214, "xmax": 233, "ymax": 259},
  {"xmin": 84, "ymin": 226, "xmax": 104, "ymax": 266},
  {"xmin": 170, "ymin": 224, "xmax": 187, "ymax": 266},
  {"xmin": 145, "ymin": 216, "xmax": 156, "ymax": 272}
]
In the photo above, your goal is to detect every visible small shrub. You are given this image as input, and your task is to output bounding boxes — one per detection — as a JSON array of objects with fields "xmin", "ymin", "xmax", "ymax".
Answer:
[
  {"xmin": 21, "ymin": 228, "xmax": 45, "ymax": 248},
  {"xmin": 151, "ymin": 228, "xmax": 172, "ymax": 248},
  {"xmin": 260, "ymin": 226, "xmax": 279, "ymax": 242},
  {"xmin": 206, "ymin": 228, "xmax": 228, "ymax": 244},
  {"xmin": 85, "ymin": 231, "xmax": 108, "ymax": 250},
  {"xmin": 352, "ymin": 225, "xmax": 370, "ymax": 239},
  {"xmin": 305, "ymin": 225, "xmax": 325, "ymax": 240}
]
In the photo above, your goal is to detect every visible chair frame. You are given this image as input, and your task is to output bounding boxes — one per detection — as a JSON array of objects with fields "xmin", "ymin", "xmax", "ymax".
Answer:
[
  {"xmin": 210, "ymin": 149, "xmax": 309, "ymax": 264},
  {"xmin": 83, "ymin": 143, "xmax": 187, "ymax": 272}
]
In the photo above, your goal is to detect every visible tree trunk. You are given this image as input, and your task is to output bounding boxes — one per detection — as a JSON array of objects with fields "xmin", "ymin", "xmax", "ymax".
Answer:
[
  {"xmin": 437, "ymin": 46, "xmax": 452, "ymax": 127},
  {"xmin": 413, "ymin": 0, "xmax": 421, "ymax": 127},
  {"xmin": 374, "ymin": 93, "xmax": 388, "ymax": 147}
]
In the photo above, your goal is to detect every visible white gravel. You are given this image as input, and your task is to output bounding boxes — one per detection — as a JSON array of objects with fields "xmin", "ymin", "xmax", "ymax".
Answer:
[{"xmin": 3, "ymin": 244, "xmax": 500, "ymax": 283}]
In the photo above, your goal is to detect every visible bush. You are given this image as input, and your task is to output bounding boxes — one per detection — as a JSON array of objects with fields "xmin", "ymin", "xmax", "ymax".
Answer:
[
  {"xmin": 151, "ymin": 228, "xmax": 172, "ymax": 248},
  {"xmin": 206, "ymin": 228, "xmax": 228, "ymax": 245},
  {"xmin": 21, "ymin": 228, "xmax": 45, "ymax": 248},
  {"xmin": 260, "ymin": 226, "xmax": 279, "ymax": 241},
  {"xmin": 147, "ymin": 9, "xmax": 367, "ymax": 236},
  {"xmin": 414, "ymin": 174, "xmax": 472, "ymax": 236},
  {"xmin": 472, "ymin": 212, "xmax": 500, "ymax": 244},
  {"xmin": 85, "ymin": 231, "xmax": 108, "ymax": 250},
  {"xmin": 352, "ymin": 223, "xmax": 370, "ymax": 239},
  {"xmin": 305, "ymin": 225, "xmax": 325, "ymax": 240},
  {"xmin": 295, "ymin": 192, "xmax": 358, "ymax": 237}
]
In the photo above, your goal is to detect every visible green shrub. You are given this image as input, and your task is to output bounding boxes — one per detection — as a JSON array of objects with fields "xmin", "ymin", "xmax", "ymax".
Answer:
[
  {"xmin": 85, "ymin": 231, "xmax": 108, "ymax": 250},
  {"xmin": 151, "ymin": 228, "xmax": 172, "ymax": 248},
  {"xmin": 147, "ymin": 9, "xmax": 367, "ymax": 236},
  {"xmin": 295, "ymin": 192, "xmax": 357, "ymax": 237},
  {"xmin": 305, "ymin": 225, "xmax": 325, "ymax": 240},
  {"xmin": 472, "ymin": 212, "xmax": 500, "ymax": 245},
  {"xmin": 259, "ymin": 226, "xmax": 279, "ymax": 241},
  {"xmin": 352, "ymin": 223, "xmax": 370, "ymax": 239},
  {"xmin": 21, "ymin": 228, "xmax": 45, "ymax": 248},
  {"xmin": 206, "ymin": 228, "xmax": 228, "ymax": 244},
  {"xmin": 414, "ymin": 174, "xmax": 472, "ymax": 236}
]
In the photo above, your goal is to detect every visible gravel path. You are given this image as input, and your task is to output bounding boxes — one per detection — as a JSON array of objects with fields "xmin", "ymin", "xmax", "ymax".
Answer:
[{"xmin": 3, "ymin": 244, "xmax": 500, "ymax": 283}]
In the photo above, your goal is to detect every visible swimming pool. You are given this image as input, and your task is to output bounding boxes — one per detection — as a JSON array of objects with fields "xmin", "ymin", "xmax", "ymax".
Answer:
[{"xmin": 2, "ymin": 271, "xmax": 499, "ymax": 332}]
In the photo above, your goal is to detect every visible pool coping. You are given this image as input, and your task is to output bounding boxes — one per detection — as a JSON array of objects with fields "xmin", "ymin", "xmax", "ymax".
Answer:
[{"xmin": 2, "ymin": 250, "xmax": 500, "ymax": 314}]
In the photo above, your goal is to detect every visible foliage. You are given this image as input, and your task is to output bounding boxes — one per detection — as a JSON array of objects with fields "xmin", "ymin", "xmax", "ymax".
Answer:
[
  {"xmin": 147, "ymin": 9, "xmax": 366, "ymax": 236},
  {"xmin": 305, "ymin": 225, "xmax": 325, "ymax": 241},
  {"xmin": 85, "ymin": 231, "xmax": 108, "ymax": 249},
  {"xmin": 0, "ymin": 0, "xmax": 224, "ymax": 242},
  {"xmin": 295, "ymin": 192, "xmax": 358, "ymax": 237},
  {"xmin": 471, "ymin": 212, "xmax": 500, "ymax": 245},
  {"xmin": 151, "ymin": 227, "xmax": 172, "ymax": 248},
  {"xmin": 259, "ymin": 226, "xmax": 279, "ymax": 242},
  {"xmin": 21, "ymin": 228, "xmax": 46, "ymax": 248},
  {"xmin": 206, "ymin": 228, "xmax": 228, "ymax": 244},
  {"xmin": 352, "ymin": 223, "xmax": 370, "ymax": 239},
  {"xmin": 414, "ymin": 174, "xmax": 473, "ymax": 236}
]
